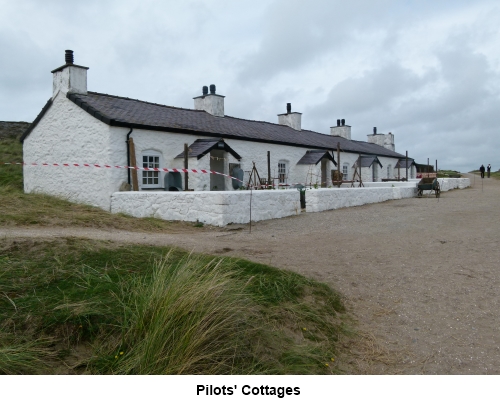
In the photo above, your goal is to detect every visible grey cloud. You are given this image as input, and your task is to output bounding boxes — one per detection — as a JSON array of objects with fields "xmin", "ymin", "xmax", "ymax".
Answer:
[{"xmin": 235, "ymin": 0, "xmax": 428, "ymax": 84}]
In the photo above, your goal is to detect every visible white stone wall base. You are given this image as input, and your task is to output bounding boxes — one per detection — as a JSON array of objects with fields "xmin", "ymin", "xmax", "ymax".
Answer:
[
  {"xmin": 437, "ymin": 178, "xmax": 471, "ymax": 191},
  {"xmin": 109, "ymin": 178, "xmax": 470, "ymax": 226},
  {"xmin": 111, "ymin": 189, "xmax": 301, "ymax": 227},
  {"xmin": 305, "ymin": 186, "xmax": 417, "ymax": 213}
]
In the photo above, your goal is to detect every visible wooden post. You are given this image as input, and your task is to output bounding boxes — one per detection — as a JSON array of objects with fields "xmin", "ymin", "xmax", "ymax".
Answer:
[
  {"xmin": 128, "ymin": 137, "xmax": 139, "ymax": 191},
  {"xmin": 358, "ymin": 154, "xmax": 361, "ymax": 186},
  {"xmin": 405, "ymin": 151, "xmax": 408, "ymax": 181},
  {"xmin": 267, "ymin": 151, "xmax": 271, "ymax": 186},
  {"xmin": 337, "ymin": 142, "xmax": 341, "ymax": 188},
  {"xmin": 184, "ymin": 143, "xmax": 189, "ymax": 191}
]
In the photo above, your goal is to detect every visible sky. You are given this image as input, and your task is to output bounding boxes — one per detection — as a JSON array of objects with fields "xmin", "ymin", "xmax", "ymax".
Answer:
[{"xmin": 1, "ymin": 0, "xmax": 499, "ymax": 172}]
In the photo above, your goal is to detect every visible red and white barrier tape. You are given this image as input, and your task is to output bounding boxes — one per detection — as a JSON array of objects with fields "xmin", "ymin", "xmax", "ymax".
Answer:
[
  {"xmin": 1, "ymin": 161, "xmax": 244, "ymax": 183},
  {"xmin": 1, "ymin": 162, "xmax": 317, "ymax": 188}
]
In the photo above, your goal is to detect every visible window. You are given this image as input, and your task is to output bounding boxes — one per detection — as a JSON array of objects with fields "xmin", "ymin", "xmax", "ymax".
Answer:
[
  {"xmin": 387, "ymin": 164, "xmax": 392, "ymax": 179},
  {"xmin": 142, "ymin": 152, "xmax": 161, "ymax": 188},
  {"xmin": 342, "ymin": 164, "xmax": 349, "ymax": 180},
  {"xmin": 278, "ymin": 160, "xmax": 288, "ymax": 183}
]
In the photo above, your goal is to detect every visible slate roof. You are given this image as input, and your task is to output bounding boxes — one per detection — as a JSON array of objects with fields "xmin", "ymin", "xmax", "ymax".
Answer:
[
  {"xmin": 353, "ymin": 156, "xmax": 383, "ymax": 168},
  {"xmin": 23, "ymin": 91, "xmax": 410, "ymax": 161},
  {"xmin": 173, "ymin": 138, "xmax": 241, "ymax": 160},
  {"xmin": 296, "ymin": 150, "xmax": 337, "ymax": 166},
  {"xmin": 395, "ymin": 158, "xmax": 415, "ymax": 169}
]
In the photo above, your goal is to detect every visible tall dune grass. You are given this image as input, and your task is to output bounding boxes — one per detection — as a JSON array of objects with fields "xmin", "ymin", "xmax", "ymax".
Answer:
[
  {"xmin": 96, "ymin": 254, "xmax": 257, "ymax": 374},
  {"xmin": 1, "ymin": 240, "xmax": 347, "ymax": 375}
]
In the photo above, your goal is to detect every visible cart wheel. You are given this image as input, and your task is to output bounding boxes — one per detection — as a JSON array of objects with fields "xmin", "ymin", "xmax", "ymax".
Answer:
[
  {"xmin": 417, "ymin": 189, "xmax": 422, "ymax": 197},
  {"xmin": 435, "ymin": 183, "xmax": 441, "ymax": 198}
]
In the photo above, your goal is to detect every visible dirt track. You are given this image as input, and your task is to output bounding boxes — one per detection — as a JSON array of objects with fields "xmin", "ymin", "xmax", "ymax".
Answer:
[{"xmin": 2, "ymin": 174, "xmax": 499, "ymax": 374}]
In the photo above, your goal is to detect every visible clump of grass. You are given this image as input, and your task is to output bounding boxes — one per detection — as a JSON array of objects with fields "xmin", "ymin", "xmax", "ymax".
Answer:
[
  {"xmin": 93, "ymin": 254, "xmax": 257, "ymax": 374},
  {"xmin": 0, "ymin": 239, "xmax": 348, "ymax": 375},
  {"xmin": 437, "ymin": 170, "xmax": 462, "ymax": 178},
  {"xmin": 0, "ymin": 334, "xmax": 56, "ymax": 375}
]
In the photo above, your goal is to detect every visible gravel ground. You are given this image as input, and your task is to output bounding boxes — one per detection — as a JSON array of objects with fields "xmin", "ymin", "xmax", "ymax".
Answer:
[{"xmin": 2, "ymin": 173, "xmax": 499, "ymax": 374}]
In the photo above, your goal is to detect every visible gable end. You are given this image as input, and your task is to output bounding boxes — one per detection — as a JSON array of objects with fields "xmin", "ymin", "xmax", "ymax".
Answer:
[
  {"xmin": 20, "ymin": 98, "xmax": 53, "ymax": 143},
  {"xmin": 67, "ymin": 93, "xmax": 112, "ymax": 125}
]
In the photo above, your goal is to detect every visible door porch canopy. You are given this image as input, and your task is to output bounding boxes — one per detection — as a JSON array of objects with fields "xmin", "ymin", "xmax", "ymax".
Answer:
[
  {"xmin": 175, "ymin": 138, "xmax": 242, "ymax": 160},
  {"xmin": 297, "ymin": 150, "xmax": 337, "ymax": 166}
]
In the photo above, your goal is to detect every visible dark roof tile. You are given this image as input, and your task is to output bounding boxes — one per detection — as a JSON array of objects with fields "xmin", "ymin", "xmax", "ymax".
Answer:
[
  {"xmin": 65, "ymin": 92, "xmax": 408, "ymax": 159},
  {"xmin": 297, "ymin": 150, "xmax": 337, "ymax": 166}
]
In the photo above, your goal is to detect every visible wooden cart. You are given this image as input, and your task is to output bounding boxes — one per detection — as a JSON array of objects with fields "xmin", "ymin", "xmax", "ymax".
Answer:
[{"xmin": 417, "ymin": 177, "xmax": 440, "ymax": 198}]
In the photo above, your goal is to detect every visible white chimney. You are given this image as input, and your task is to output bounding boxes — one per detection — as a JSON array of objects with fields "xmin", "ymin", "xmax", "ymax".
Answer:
[
  {"xmin": 330, "ymin": 118, "xmax": 351, "ymax": 140},
  {"xmin": 193, "ymin": 84, "xmax": 225, "ymax": 117},
  {"xmin": 367, "ymin": 127, "xmax": 395, "ymax": 151},
  {"xmin": 278, "ymin": 103, "xmax": 301, "ymax": 131},
  {"xmin": 51, "ymin": 50, "xmax": 88, "ymax": 98}
]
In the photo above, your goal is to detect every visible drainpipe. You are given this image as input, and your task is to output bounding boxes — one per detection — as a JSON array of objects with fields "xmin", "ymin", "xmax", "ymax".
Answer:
[{"xmin": 126, "ymin": 128, "xmax": 134, "ymax": 186}]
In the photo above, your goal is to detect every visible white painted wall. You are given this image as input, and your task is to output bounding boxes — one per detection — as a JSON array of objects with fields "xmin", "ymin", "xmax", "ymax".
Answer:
[
  {"xmin": 193, "ymin": 94, "xmax": 225, "ymax": 117},
  {"xmin": 111, "ymin": 189, "xmax": 301, "ymax": 226},
  {"xmin": 305, "ymin": 185, "xmax": 417, "ymax": 213},
  {"xmin": 437, "ymin": 178, "xmax": 470, "ymax": 191},
  {"xmin": 278, "ymin": 112, "xmax": 302, "ymax": 131},
  {"xmin": 110, "ymin": 178, "xmax": 470, "ymax": 227},
  {"xmin": 367, "ymin": 132, "xmax": 395, "ymax": 151},
  {"xmin": 330, "ymin": 125, "xmax": 351, "ymax": 139},
  {"xmin": 52, "ymin": 66, "xmax": 87, "ymax": 97},
  {"xmin": 23, "ymin": 92, "xmax": 116, "ymax": 210}
]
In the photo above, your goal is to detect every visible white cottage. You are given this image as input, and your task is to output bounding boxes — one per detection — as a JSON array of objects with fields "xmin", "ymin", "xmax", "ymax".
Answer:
[{"xmin": 22, "ymin": 51, "xmax": 416, "ymax": 212}]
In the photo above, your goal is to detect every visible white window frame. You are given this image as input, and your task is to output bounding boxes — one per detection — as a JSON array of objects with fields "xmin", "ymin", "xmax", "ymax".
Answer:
[
  {"xmin": 387, "ymin": 164, "xmax": 392, "ymax": 179},
  {"xmin": 141, "ymin": 150, "xmax": 162, "ymax": 189},
  {"xmin": 278, "ymin": 160, "xmax": 288, "ymax": 183},
  {"xmin": 342, "ymin": 164, "xmax": 349, "ymax": 180}
]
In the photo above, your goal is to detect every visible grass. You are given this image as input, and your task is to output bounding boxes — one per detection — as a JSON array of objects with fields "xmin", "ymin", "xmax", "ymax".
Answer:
[
  {"xmin": 436, "ymin": 170, "xmax": 462, "ymax": 178},
  {"xmin": 0, "ymin": 238, "xmax": 348, "ymax": 374},
  {"xmin": 0, "ymin": 138, "xmax": 199, "ymax": 232}
]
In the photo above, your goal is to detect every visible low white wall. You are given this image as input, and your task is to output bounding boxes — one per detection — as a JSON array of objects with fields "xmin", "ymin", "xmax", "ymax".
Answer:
[
  {"xmin": 110, "ymin": 178, "xmax": 470, "ymax": 226},
  {"xmin": 111, "ymin": 189, "xmax": 301, "ymax": 227},
  {"xmin": 437, "ymin": 178, "xmax": 470, "ymax": 191},
  {"xmin": 306, "ymin": 178, "xmax": 470, "ymax": 213},
  {"xmin": 305, "ymin": 185, "xmax": 417, "ymax": 213}
]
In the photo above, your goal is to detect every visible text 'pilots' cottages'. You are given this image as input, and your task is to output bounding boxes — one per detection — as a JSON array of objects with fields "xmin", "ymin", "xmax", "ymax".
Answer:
[{"xmin": 21, "ymin": 50, "xmax": 416, "ymax": 211}]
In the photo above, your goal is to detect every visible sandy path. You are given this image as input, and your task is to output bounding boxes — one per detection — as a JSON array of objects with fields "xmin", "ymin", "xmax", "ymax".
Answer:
[{"xmin": 2, "ymin": 174, "xmax": 499, "ymax": 374}]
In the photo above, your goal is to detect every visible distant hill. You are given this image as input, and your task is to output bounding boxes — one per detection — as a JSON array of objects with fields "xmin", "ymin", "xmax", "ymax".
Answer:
[{"xmin": 0, "ymin": 121, "xmax": 31, "ymax": 141}]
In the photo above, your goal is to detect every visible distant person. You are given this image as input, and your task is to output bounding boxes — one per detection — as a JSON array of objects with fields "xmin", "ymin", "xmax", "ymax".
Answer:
[
  {"xmin": 480, "ymin": 164, "xmax": 485, "ymax": 178},
  {"xmin": 487, "ymin": 164, "xmax": 491, "ymax": 178}
]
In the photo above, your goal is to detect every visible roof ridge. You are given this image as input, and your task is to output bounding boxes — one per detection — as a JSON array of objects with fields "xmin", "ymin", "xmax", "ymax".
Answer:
[
  {"xmin": 79, "ymin": 91, "xmax": 407, "ymax": 159},
  {"xmin": 86, "ymin": 91, "xmax": 348, "ymax": 139},
  {"xmin": 86, "ymin": 91, "xmax": 208, "ymax": 114},
  {"xmin": 223, "ymin": 114, "xmax": 345, "ymax": 139}
]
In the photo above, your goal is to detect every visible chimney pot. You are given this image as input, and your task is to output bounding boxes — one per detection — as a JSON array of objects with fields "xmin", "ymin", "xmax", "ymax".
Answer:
[
  {"xmin": 65, "ymin": 50, "xmax": 74, "ymax": 64},
  {"xmin": 337, "ymin": 119, "xmax": 340, "ymax": 126},
  {"xmin": 341, "ymin": 118, "xmax": 345, "ymax": 126},
  {"xmin": 286, "ymin": 103, "xmax": 291, "ymax": 114},
  {"xmin": 194, "ymin": 84, "xmax": 225, "ymax": 117},
  {"xmin": 373, "ymin": 127, "xmax": 377, "ymax": 134}
]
